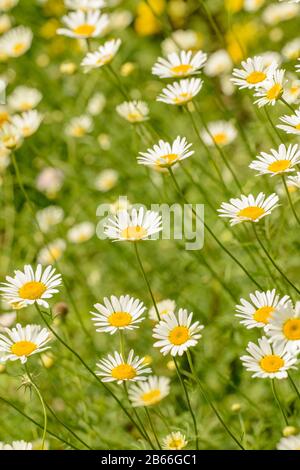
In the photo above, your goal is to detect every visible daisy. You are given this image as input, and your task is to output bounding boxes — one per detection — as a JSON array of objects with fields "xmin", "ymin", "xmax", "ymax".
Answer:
[
  {"xmin": 232, "ymin": 56, "xmax": 275, "ymax": 90},
  {"xmin": 36, "ymin": 167, "xmax": 64, "ymax": 196},
  {"xmin": 138, "ymin": 136, "xmax": 193, "ymax": 168},
  {"xmin": 57, "ymin": 10, "xmax": 109, "ymax": 39},
  {"xmin": 0, "ymin": 311, "xmax": 16, "ymax": 329},
  {"xmin": 262, "ymin": 3, "xmax": 299, "ymax": 25},
  {"xmin": 0, "ymin": 122, "xmax": 22, "ymax": 149},
  {"xmin": 91, "ymin": 295, "xmax": 146, "ymax": 334},
  {"xmin": 249, "ymin": 144, "xmax": 300, "ymax": 176},
  {"xmin": 161, "ymin": 30, "xmax": 201, "ymax": 56},
  {"xmin": 283, "ymin": 78, "xmax": 300, "ymax": 104},
  {"xmin": 0, "ymin": 105, "xmax": 9, "ymax": 127},
  {"xmin": 65, "ymin": 115, "xmax": 93, "ymax": 137},
  {"xmin": 36, "ymin": 206, "xmax": 64, "ymax": 233},
  {"xmin": 116, "ymin": 100, "xmax": 149, "ymax": 123},
  {"xmin": 81, "ymin": 39, "xmax": 121, "ymax": 71},
  {"xmin": 8, "ymin": 87, "xmax": 42, "ymax": 112},
  {"xmin": 11, "ymin": 110, "xmax": 43, "ymax": 138},
  {"xmin": 200, "ymin": 121, "xmax": 237, "ymax": 147},
  {"xmin": 0, "ymin": 26, "xmax": 32, "ymax": 58},
  {"xmin": 0, "ymin": 264, "xmax": 62, "ymax": 308},
  {"xmin": 162, "ymin": 432, "xmax": 187, "ymax": 450},
  {"xmin": 240, "ymin": 336, "xmax": 297, "ymax": 379},
  {"xmin": 0, "ymin": 323, "xmax": 51, "ymax": 364},
  {"xmin": 37, "ymin": 239, "xmax": 66, "ymax": 265},
  {"xmin": 287, "ymin": 172, "xmax": 300, "ymax": 189},
  {"xmin": 254, "ymin": 69, "xmax": 286, "ymax": 107},
  {"xmin": 64, "ymin": 0, "xmax": 106, "ymax": 10},
  {"xmin": 235, "ymin": 289, "xmax": 291, "ymax": 329},
  {"xmin": 96, "ymin": 349, "xmax": 152, "ymax": 384},
  {"xmin": 153, "ymin": 309, "xmax": 204, "ymax": 356},
  {"xmin": 277, "ymin": 434, "xmax": 300, "ymax": 450},
  {"xmin": 282, "ymin": 38, "xmax": 300, "ymax": 61},
  {"xmin": 204, "ymin": 49, "xmax": 233, "ymax": 77},
  {"xmin": 149, "ymin": 299, "xmax": 176, "ymax": 321},
  {"xmin": 0, "ymin": 0, "xmax": 19, "ymax": 11},
  {"xmin": 218, "ymin": 192, "xmax": 279, "ymax": 226},
  {"xmin": 128, "ymin": 376, "xmax": 170, "ymax": 407},
  {"xmin": 277, "ymin": 110, "xmax": 300, "ymax": 135},
  {"xmin": 267, "ymin": 302, "xmax": 300, "ymax": 353},
  {"xmin": 157, "ymin": 78, "xmax": 203, "ymax": 105},
  {"xmin": 95, "ymin": 169, "xmax": 118, "ymax": 192},
  {"xmin": 0, "ymin": 441, "xmax": 32, "ymax": 450},
  {"xmin": 244, "ymin": 0, "xmax": 265, "ymax": 12},
  {"xmin": 152, "ymin": 50, "xmax": 207, "ymax": 79},
  {"xmin": 104, "ymin": 207, "xmax": 162, "ymax": 241},
  {"xmin": 67, "ymin": 221, "xmax": 94, "ymax": 243}
]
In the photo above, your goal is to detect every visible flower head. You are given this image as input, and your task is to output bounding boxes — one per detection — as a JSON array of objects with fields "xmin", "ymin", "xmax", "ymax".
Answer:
[
  {"xmin": 0, "ymin": 440, "xmax": 32, "ymax": 450},
  {"xmin": 116, "ymin": 101, "xmax": 149, "ymax": 123},
  {"xmin": 0, "ymin": 26, "xmax": 32, "ymax": 57},
  {"xmin": 67, "ymin": 222, "xmax": 94, "ymax": 243},
  {"xmin": 37, "ymin": 240, "xmax": 66, "ymax": 265},
  {"xmin": 8, "ymin": 86, "xmax": 42, "ymax": 112},
  {"xmin": 57, "ymin": 10, "xmax": 109, "ymax": 39},
  {"xmin": 96, "ymin": 349, "xmax": 152, "ymax": 384},
  {"xmin": 128, "ymin": 376, "xmax": 170, "ymax": 407},
  {"xmin": 254, "ymin": 69, "xmax": 286, "ymax": 107},
  {"xmin": 104, "ymin": 207, "xmax": 162, "ymax": 241},
  {"xmin": 64, "ymin": 0, "xmax": 106, "ymax": 10},
  {"xmin": 152, "ymin": 50, "xmax": 207, "ymax": 79},
  {"xmin": 0, "ymin": 122, "xmax": 22, "ymax": 149},
  {"xmin": 81, "ymin": 39, "xmax": 121, "ymax": 71},
  {"xmin": 232, "ymin": 56, "xmax": 276, "ymax": 90},
  {"xmin": 162, "ymin": 432, "xmax": 187, "ymax": 450},
  {"xmin": 65, "ymin": 115, "xmax": 93, "ymax": 138},
  {"xmin": 200, "ymin": 121, "xmax": 237, "ymax": 147},
  {"xmin": 149, "ymin": 299, "xmax": 176, "ymax": 321},
  {"xmin": 277, "ymin": 109, "xmax": 300, "ymax": 136},
  {"xmin": 138, "ymin": 136, "xmax": 193, "ymax": 168},
  {"xmin": 218, "ymin": 192, "xmax": 279, "ymax": 225},
  {"xmin": 277, "ymin": 434, "xmax": 300, "ymax": 450},
  {"xmin": 267, "ymin": 302, "xmax": 300, "ymax": 353},
  {"xmin": 249, "ymin": 144, "xmax": 300, "ymax": 176},
  {"xmin": 36, "ymin": 206, "xmax": 64, "ymax": 233},
  {"xmin": 287, "ymin": 171, "xmax": 300, "ymax": 189},
  {"xmin": 11, "ymin": 110, "xmax": 43, "ymax": 138},
  {"xmin": 157, "ymin": 78, "xmax": 203, "ymax": 105}
]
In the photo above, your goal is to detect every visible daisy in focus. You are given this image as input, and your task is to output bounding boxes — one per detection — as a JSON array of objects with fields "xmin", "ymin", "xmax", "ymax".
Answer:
[
  {"xmin": 104, "ymin": 207, "xmax": 162, "ymax": 241},
  {"xmin": 254, "ymin": 69, "xmax": 286, "ymax": 107},
  {"xmin": 67, "ymin": 222, "xmax": 94, "ymax": 243},
  {"xmin": 64, "ymin": 0, "xmax": 106, "ymax": 10},
  {"xmin": 267, "ymin": 302, "xmax": 300, "ymax": 353},
  {"xmin": 116, "ymin": 101, "xmax": 149, "ymax": 123},
  {"xmin": 157, "ymin": 78, "xmax": 203, "ymax": 105},
  {"xmin": 235, "ymin": 289, "xmax": 291, "ymax": 329},
  {"xmin": 57, "ymin": 10, "xmax": 109, "ymax": 39},
  {"xmin": 91, "ymin": 295, "xmax": 146, "ymax": 334},
  {"xmin": 0, "ymin": 264, "xmax": 62, "ymax": 308},
  {"xmin": 138, "ymin": 136, "xmax": 194, "ymax": 168},
  {"xmin": 81, "ymin": 39, "xmax": 121, "ymax": 72},
  {"xmin": 240, "ymin": 336, "xmax": 297, "ymax": 379},
  {"xmin": 162, "ymin": 432, "xmax": 187, "ymax": 450},
  {"xmin": 277, "ymin": 110, "xmax": 300, "ymax": 135},
  {"xmin": 0, "ymin": 323, "xmax": 52, "ymax": 364},
  {"xmin": 128, "ymin": 376, "xmax": 170, "ymax": 407},
  {"xmin": 200, "ymin": 121, "xmax": 237, "ymax": 147},
  {"xmin": 277, "ymin": 434, "xmax": 300, "ymax": 450},
  {"xmin": 149, "ymin": 299, "xmax": 175, "ymax": 321},
  {"xmin": 11, "ymin": 110, "xmax": 43, "ymax": 138},
  {"xmin": 0, "ymin": 26, "xmax": 33, "ymax": 58},
  {"xmin": 153, "ymin": 308, "xmax": 204, "ymax": 356},
  {"xmin": 152, "ymin": 50, "xmax": 207, "ymax": 79},
  {"xmin": 249, "ymin": 144, "xmax": 300, "ymax": 176},
  {"xmin": 232, "ymin": 56, "xmax": 276, "ymax": 90},
  {"xmin": 0, "ymin": 441, "xmax": 32, "ymax": 450},
  {"xmin": 96, "ymin": 350, "xmax": 152, "ymax": 384},
  {"xmin": 218, "ymin": 193, "xmax": 279, "ymax": 225}
]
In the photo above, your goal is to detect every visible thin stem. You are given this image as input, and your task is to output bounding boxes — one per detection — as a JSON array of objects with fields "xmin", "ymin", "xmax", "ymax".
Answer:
[
  {"xmin": 119, "ymin": 330, "xmax": 125, "ymax": 357},
  {"xmin": 145, "ymin": 408, "xmax": 161, "ymax": 449},
  {"xmin": 271, "ymin": 379, "xmax": 288, "ymax": 426},
  {"xmin": 288, "ymin": 373, "xmax": 300, "ymax": 401},
  {"xmin": 107, "ymin": 64, "xmax": 129, "ymax": 100},
  {"xmin": 24, "ymin": 364, "xmax": 47, "ymax": 450},
  {"xmin": 264, "ymin": 107, "xmax": 283, "ymax": 143},
  {"xmin": 198, "ymin": 0, "xmax": 224, "ymax": 45},
  {"xmin": 280, "ymin": 97, "xmax": 295, "ymax": 113},
  {"xmin": 282, "ymin": 174, "xmax": 300, "ymax": 226}
]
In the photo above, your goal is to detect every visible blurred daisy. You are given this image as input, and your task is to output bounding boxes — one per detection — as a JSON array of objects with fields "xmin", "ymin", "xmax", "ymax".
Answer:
[
  {"xmin": 240, "ymin": 336, "xmax": 297, "ymax": 379},
  {"xmin": 262, "ymin": 3, "xmax": 299, "ymax": 25},
  {"xmin": 157, "ymin": 78, "xmax": 203, "ymax": 105},
  {"xmin": 8, "ymin": 87, "xmax": 42, "ymax": 112},
  {"xmin": 204, "ymin": 50, "xmax": 232, "ymax": 77},
  {"xmin": 260, "ymin": 51, "xmax": 282, "ymax": 68},
  {"xmin": 37, "ymin": 239, "xmax": 66, "ymax": 265},
  {"xmin": 161, "ymin": 29, "xmax": 202, "ymax": 56},
  {"xmin": 282, "ymin": 38, "xmax": 300, "ymax": 61},
  {"xmin": 254, "ymin": 69, "xmax": 286, "ymax": 107},
  {"xmin": 81, "ymin": 39, "xmax": 121, "ymax": 71},
  {"xmin": 67, "ymin": 222, "xmax": 94, "ymax": 243},
  {"xmin": 244, "ymin": 0, "xmax": 265, "ymax": 11},
  {"xmin": 57, "ymin": 10, "xmax": 109, "ymax": 39},
  {"xmin": 36, "ymin": 167, "xmax": 64, "ymax": 197},
  {"xmin": 91, "ymin": 295, "xmax": 146, "ymax": 334},
  {"xmin": 0, "ymin": 105, "xmax": 9, "ymax": 127},
  {"xmin": 105, "ymin": 207, "xmax": 162, "ymax": 241},
  {"xmin": 138, "ymin": 136, "xmax": 193, "ymax": 168},
  {"xmin": 11, "ymin": 110, "xmax": 43, "ymax": 138},
  {"xmin": 36, "ymin": 206, "xmax": 64, "ymax": 233},
  {"xmin": 0, "ymin": 311, "xmax": 16, "ymax": 329},
  {"xmin": 64, "ymin": 0, "xmax": 106, "ymax": 10},
  {"xmin": 235, "ymin": 289, "xmax": 291, "ymax": 329},
  {"xmin": 0, "ymin": 122, "xmax": 22, "ymax": 149},
  {"xmin": 0, "ymin": 264, "xmax": 62, "ymax": 308},
  {"xmin": 278, "ymin": 110, "xmax": 300, "ymax": 135},
  {"xmin": 0, "ymin": 323, "xmax": 51, "ymax": 364},
  {"xmin": 218, "ymin": 193, "xmax": 279, "ymax": 226},
  {"xmin": 277, "ymin": 434, "xmax": 300, "ymax": 450},
  {"xmin": 0, "ymin": 146, "xmax": 10, "ymax": 172},
  {"xmin": 249, "ymin": 144, "xmax": 300, "ymax": 176},
  {"xmin": 153, "ymin": 309, "xmax": 204, "ymax": 356},
  {"xmin": 283, "ymin": 77, "xmax": 300, "ymax": 104},
  {"xmin": 96, "ymin": 349, "xmax": 152, "ymax": 384},
  {"xmin": 116, "ymin": 100, "xmax": 149, "ymax": 123},
  {"xmin": 287, "ymin": 172, "xmax": 300, "ymax": 189},
  {"xmin": 162, "ymin": 432, "xmax": 187, "ymax": 450},
  {"xmin": 152, "ymin": 50, "xmax": 207, "ymax": 79},
  {"xmin": 65, "ymin": 115, "xmax": 93, "ymax": 137},
  {"xmin": 149, "ymin": 299, "xmax": 175, "ymax": 321},
  {"xmin": 0, "ymin": 441, "xmax": 32, "ymax": 450},
  {"xmin": 95, "ymin": 169, "xmax": 118, "ymax": 192},
  {"xmin": 109, "ymin": 197, "xmax": 131, "ymax": 214},
  {"xmin": 232, "ymin": 56, "xmax": 275, "ymax": 90},
  {"xmin": 267, "ymin": 302, "xmax": 300, "ymax": 353},
  {"xmin": 200, "ymin": 121, "xmax": 237, "ymax": 147},
  {"xmin": 129, "ymin": 376, "xmax": 170, "ymax": 407},
  {"xmin": 0, "ymin": 26, "xmax": 32, "ymax": 57}
]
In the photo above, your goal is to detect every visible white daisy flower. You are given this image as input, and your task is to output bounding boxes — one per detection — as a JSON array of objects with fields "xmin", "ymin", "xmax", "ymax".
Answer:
[
  {"xmin": 0, "ymin": 122, "xmax": 22, "ymax": 149},
  {"xmin": 283, "ymin": 77, "xmax": 300, "ymax": 104},
  {"xmin": 235, "ymin": 289, "xmax": 291, "ymax": 329},
  {"xmin": 157, "ymin": 78, "xmax": 203, "ymax": 105},
  {"xmin": 0, "ymin": 26, "xmax": 32, "ymax": 58},
  {"xmin": 96, "ymin": 349, "xmax": 152, "ymax": 384},
  {"xmin": 81, "ymin": 38, "xmax": 121, "ymax": 71},
  {"xmin": 260, "ymin": 51, "xmax": 282, "ymax": 69},
  {"xmin": 36, "ymin": 206, "xmax": 64, "ymax": 233},
  {"xmin": 57, "ymin": 10, "xmax": 109, "ymax": 39},
  {"xmin": 0, "ymin": 323, "xmax": 51, "ymax": 364},
  {"xmin": 152, "ymin": 50, "xmax": 207, "ymax": 79},
  {"xmin": 149, "ymin": 299, "xmax": 176, "ymax": 321},
  {"xmin": 254, "ymin": 69, "xmax": 286, "ymax": 107},
  {"xmin": 0, "ymin": 311, "xmax": 16, "ymax": 329},
  {"xmin": 67, "ymin": 221, "xmax": 94, "ymax": 244},
  {"xmin": 116, "ymin": 100, "xmax": 149, "ymax": 123},
  {"xmin": 162, "ymin": 432, "xmax": 187, "ymax": 450},
  {"xmin": 278, "ymin": 110, "xmax": 300, "ymax": 135},
  {"xmin": 64, "ymin": 0, "xmax": 106, "ymax": 11},
  {"xmin": 232, "ymin": 56, "xmax": 276, "ymax": 90},
  {"xmin": 262, "ymin": 3, "xmax": 299, "ymax": 25},
  {"xmin": 95, "ymin": 169, "xmax": 118, "ymax": 192},
  {"xmin": 8, "ymin": 87, "xmax": 42, "ymax": 112},
  {"xmin": 161, "ymin": 30, "xmax": 201, "ymax": 56},
  {"xmin": 104, "ymin": 207, "xmax": 162, "ymax": 241},
  {"xmin": 240, "ymin": 336, "xmax": 297, "ymax": 379},
  {"xmin": 11, "ymin": 110, "xmax": 43, "ymax": 138},
  {"xmin": 128, "ymin": 376, "xmax": 170, "ymax": 407},
  {"xmin": 91, "ymin": 295, "xmax": 146, "ymax": 334},
  {"xmin": 37, "ymin": 239, "xmax": 66, "ymax": 266},
  {"xmin": 153, "ymin": 309, "xmax": 204, "ymax": 356},
  {"xmin": 0, "ymin": 264, "xmax": 62, "ymax": 308},
  {"xmin": 267, "ymin": 302, "xmax": 300, "ymax": 353},
  {"xmin": 200, "ymin": 121, "xmax": 237, "ymax": 147},
  {"xmin": 204, "ymin": 49, "xmax": 233, "ymax": 77},
  {"xmin": 249, "ymin": 144, "xmax": 300, "ymax": 176},
  {"xmin": 0, "ymin": 0, "xmax": 18, "ymax": 11},
  {"xmin": 0, "ymin": 440, "xmax": 32, "ymax": 450},
  {"xmin": 36, "ymin": 167, "xmax": 64, "ymax": 196},
  {"xmin": 287, "ymin": 171, "xmax": 300, "ymax": 189},
  {"xmin": 282, "ymin": 38, "xmax": 300, "ymax": 61},
  {"xmin": 244, "ymin": 0, "xmax": 265, "ymax": 12},
  {"xmin": 218, "ymin": 192, "xmax": 279, "ymax": 226},
  {"xmin": 277, "ymin": 434, "xmax": 300, "ymax": 450},
  {"xmin": 65, "ymin": 115, "xmax": 93, "ymax": 137},
  {"xmin": 138, "ymin": 136, "xmax": 194, "ymax": 168}
]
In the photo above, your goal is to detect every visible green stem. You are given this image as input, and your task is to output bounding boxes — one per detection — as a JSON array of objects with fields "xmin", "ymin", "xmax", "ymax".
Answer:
[
  {"xmin": 288, "ymin": 373, "xmax": 300, "ymax": 401},
  {"xmin": 271, "ymin": 379, "xmax": 288, "ymax": 426},
  {"xmin": 198, "ymin": 0, "xmax": 224, "ymax": 45},
  {"xmin": 264, "ymin": 107, "xmax": 283, "ymax": 144},
  {"xmin": 145, "ymin": 408, "xmax": 161, "ymax": 449},
  {"xmin": 24, "ymin": 364, "xmax": 47, "ymax": 450},
  {"xmin": 282, "ymin": 174, "xmax": 300, "ymax": 226},
  {"xmin": 280, "ymin": 97, "xmax": 295, "ymax": 113}
]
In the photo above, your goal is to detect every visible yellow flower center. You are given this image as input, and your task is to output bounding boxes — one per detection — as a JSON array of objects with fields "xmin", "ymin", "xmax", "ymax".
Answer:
[
  {"xmin": 72, "ymin": 126, "xmax": 85, "ymax": 137},
  {"xmin": 268, "ymin": 159, "xmax": 291, "ymax": 173},
  {"xmin": 238, "ymin": 206, "xmax": 265, "ymax": 221},
  {"xmin": 171, "ymin": 64, "xmax": 193, "ymax": 76},
  {"xmin": 260, "ymin": 354, "xmax": 284, "ymax": 373},
  {"xmin": 213, "ymin": 132, "xmax": 228, "ymax": 145},
  {"xmin": 19, "ymin": 102, "xmax": 32, "ymax": 111},
  {"xmin": 127, "ymin": 112, "xmax": 143, "ymax": 122},
  {"xmin": 141, "ymin": 389, "xmax": 161, "ymax": 405},
  {"xmin": 0, "ymin": 111, "xmax": 9, "ymax": 126},
  {"xmin": 111, "ymin": 364, "xmax": 136, "ymax": 380},
  {"xmin": 11, "ymin": 340, "xmax": 37, "ymax": 357},
  {"xmin": 22, "ymin": 126, "xmax": 31, "ymax": 137},
  {"xmin": 253, "ymin": 306, "xmax": 275, "ymax": 324},
  {"xmin": 156, "ymin": 153, "xmax": 178, "ymax": 166},
  {"xmin": 13, "ymin": 42, "xmax": 25, "ymax": 54},
  {"xmin": 174, "ymin": 92, "xmax": 192, "ymax": 104},
  {"xmin": 283, "ymin": 318, "xmax": 300, "ymax": 340},
  {"xmin": 19, "ymin": 281, "xmax": 47, "ymax": 300},
  {"xmin": 167, "ymin": 438, "xmax": 184, "ymax": 449},
  {"xmin": 169, "ymin": 326, "xmax": 190, "ymax": 345},
  {"xmin": 246, "ymin": 71, "xmax": 266, "ymax": 85},
  {"xmin": 266, "ymin": 84, "xmax": 283, "ymax": 101},
  {"xmin": 108, "ymin": 311, "xmax": 132, "ymax": 327},
  {"xmin": 73, "ymin": 24, "xmax": 96, "ymax": 37},
  {"xmin": 290, "ymin": 86, "xmax": 300, "ymax": 95},
  {"xmin": 121, "ymin": 225, "xmax": 147, "ymax": 240},
  {"xmin": 97, "ymin": 54, "xmax": 112, "ymax": 65},
  {"xmin": 295, "ymin": 124, "xmax": 300, "ymax": 130}
]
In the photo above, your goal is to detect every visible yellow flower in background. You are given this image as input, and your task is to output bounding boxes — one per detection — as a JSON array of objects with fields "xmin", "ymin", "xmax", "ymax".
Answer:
[
  {"xmin": 39, "ymin": 19, "xmax": 61, "ymax": 39},
  {"xmin": 225, "ymin": 0, "xmax": 244, "ymax": 13},
  {"xmin": 135, "ymin": 0, "xmax": 165, "ymax": 36},
  {"xmin": 226, "ymin": 21, "xmax": 260, "ymax": 63},
  {"xmin": 43, "ymin": 0, "xmax": 65, "ymax": 17}
]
